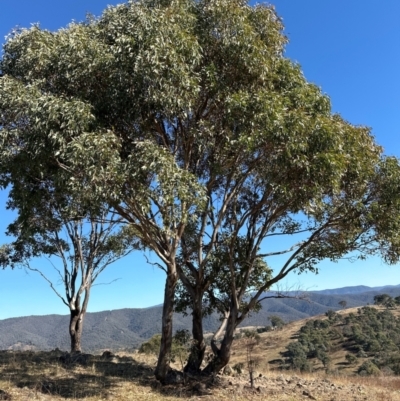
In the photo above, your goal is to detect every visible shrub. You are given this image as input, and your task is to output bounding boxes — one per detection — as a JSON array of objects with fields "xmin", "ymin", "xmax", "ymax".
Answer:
[
  {"xmin": 345, "ymin": 353, "xmax": 357, "ymax": 365},
  {"xmin": 269, "ymin": 315, "xmax": 285, "ymax": 330},
  {"xmin": 138, "ymin": 334, "xmax": 161, "ymax": 355},
  {"xmin": 325, "ymin": 310, "xmax": 338, "ymax": 321},
  {"xmin": 257, "ymin": 325, "xmax": 272, "ymax": 333},
  {"xmin": 358, "ymin": 361, "xmax": 381, "ymax": 376},
  {"xmin": 233, "ymin": 362, "xmax": 244, "ymax": 374}
]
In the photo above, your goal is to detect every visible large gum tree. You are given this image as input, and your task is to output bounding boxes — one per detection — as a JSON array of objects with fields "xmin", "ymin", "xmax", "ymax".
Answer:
[{"xmin": 1, "ymin": 0, "xmax": 400, "ymax": 381}]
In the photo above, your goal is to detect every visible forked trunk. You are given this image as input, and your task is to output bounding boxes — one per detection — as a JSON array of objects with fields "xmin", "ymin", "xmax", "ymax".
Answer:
[
  {"xmin": 203, "ymin": 308, "xmax": 236, "ymax": 375},
  {"xmin": 155, "ymin": 270, "xmax": 178, "ymax": 383},
  {"xmin": 69, "ymin": 309, "xmax": 84, "ymax": 353},
  {"xmin": 184, "ymin": 296, "xmax": 206, "ymax": 373}
]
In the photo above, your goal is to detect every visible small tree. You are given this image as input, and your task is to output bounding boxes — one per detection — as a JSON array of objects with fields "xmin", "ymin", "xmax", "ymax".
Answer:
[
  {"xmin": 339, "ymin": 300, "xmax": 347, "ymax": 309},
  {"xmin": 325, "ymin": 310, "xmax": 338, "ymax": 321},
  {"xmin": 139, "ymin": 330, "xmax": 191, "ymax": 370},
  {"xmin": 374, "ymin": 294, "xmax": 395, "ymax": 309},
  {"xmin": 243, "ymin": 330, "xmax": 261, "ymax": 388},
  {"xmin": 0, "ymin": 202, "xmax": 138, "ymax": 353},
  {"xmin": 171, "ymin": 329, "xmax": 192, "ymax": 371},
  {"xmin": 285, "ymin": 342, "xmax": 312, "ymax": 372},
  {"xmin": 269, "ymin": 315, "xmax": 285, "ymax": 330}
]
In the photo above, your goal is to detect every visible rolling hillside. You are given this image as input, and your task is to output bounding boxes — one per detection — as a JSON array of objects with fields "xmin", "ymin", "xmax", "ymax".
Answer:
[{"xmin": 0, "ymin": 284, "xmax": 399, "ymax": 352}]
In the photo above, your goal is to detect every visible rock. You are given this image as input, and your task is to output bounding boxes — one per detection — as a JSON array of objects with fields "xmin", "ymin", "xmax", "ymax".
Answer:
[
  {"xmin": 302, "ymin": 390, "xmax": 317, "ymax": 400},
  {"xmin": 193, "ymin": 382, "xmax": 212, "ymax": 396},
  {"xmin": 257, "ymin": 386, "xmax": 267, "ymax": 394},
  {"xmin": 276, "ymin": 374, "xmax": 285, "ymax": 382},
  {"xmin": 223, "ymin": 365, "xmax": 233, "ymax": 376}
]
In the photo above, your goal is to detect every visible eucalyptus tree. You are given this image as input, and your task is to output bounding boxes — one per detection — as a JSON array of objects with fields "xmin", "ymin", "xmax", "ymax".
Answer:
[
  {"xmin": 0, "ymin": 188, "xmax": 138, "ymax": 353},
  {"xmin": 1, "ymin": 0, "xmax": 400, "ymax": 381}
]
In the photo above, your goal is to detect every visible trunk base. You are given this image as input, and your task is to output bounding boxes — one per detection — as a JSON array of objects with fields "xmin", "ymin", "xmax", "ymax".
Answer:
[
  {"xmin": 184, "ymin": 342, "xmax": 206, "ymax": 374},
  {"xmin": 202, "ymin": 354, "xmax": 230, "ymax": 376}
]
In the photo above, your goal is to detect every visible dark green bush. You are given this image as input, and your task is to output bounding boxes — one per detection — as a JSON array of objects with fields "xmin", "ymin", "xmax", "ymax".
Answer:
[
  {"xmin": 138, "ymin": 334, "xmax": 161, "ymax": 354},
  {"xmin": 358, "ymin": 361, "xmax": 381, "ymax": 376}
]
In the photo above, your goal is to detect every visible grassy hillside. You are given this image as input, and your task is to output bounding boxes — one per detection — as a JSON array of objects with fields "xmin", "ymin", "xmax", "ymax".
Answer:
[{"xmin": 229, "ymin": 305, "xmax": 400, "ymax": 379}]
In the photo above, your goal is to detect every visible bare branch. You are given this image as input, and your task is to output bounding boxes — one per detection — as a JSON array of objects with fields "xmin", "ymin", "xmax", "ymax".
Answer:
[
  {"xmin": 144, "ymin": 253, "xmax": 167, "ymax": 273},
  {"xmin": 92, "ymin": 278, "xmax": 122, "ymax": 287},
  {"xmin": 256, "ymin": 242, "xmax": 305, "ymax": 258},
  {"xmin": 24, "ymin": 265, "xmax": 69, "ymax": 307}
]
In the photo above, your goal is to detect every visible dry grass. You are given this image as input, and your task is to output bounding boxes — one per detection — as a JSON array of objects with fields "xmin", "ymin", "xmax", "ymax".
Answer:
[
  {"xmin": 0, "ymin": 348, "xmax": 400, "ymax": 401},
  {"xmin": 230, "ymin": 306, "xmax": 400, "ymax": 375},
  {"xmin": 1, "ymin": 307, "xmax": 400, "ymax": 400}
]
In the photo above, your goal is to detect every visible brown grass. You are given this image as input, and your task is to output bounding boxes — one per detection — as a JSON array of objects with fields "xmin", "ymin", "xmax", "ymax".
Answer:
[
  {"xmin": 0, "ymin": 348, "xmax": 400, "ymax": 401},
  {"xmin": 1, "ymin": 306, "xmax": 400, "ymax": 400},
  {"xmin": 230, "ymin": 306, "xmax": 400, "ymax": 375}
]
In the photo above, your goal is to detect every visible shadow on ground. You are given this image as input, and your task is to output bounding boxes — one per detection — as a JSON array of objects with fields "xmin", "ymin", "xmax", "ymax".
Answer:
[
  {"xmin": 0, "ymin": 350, "xmax": 215, "ymax": 399},
  {"xmin": 0, "ymin": 350, "xmax": 156, "ymax": 399}
]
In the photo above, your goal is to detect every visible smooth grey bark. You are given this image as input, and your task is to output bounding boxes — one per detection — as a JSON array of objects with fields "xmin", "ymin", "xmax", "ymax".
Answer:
[{"xmin": 203, "ymin": 306, "xmax": 236, "ymax": 374}]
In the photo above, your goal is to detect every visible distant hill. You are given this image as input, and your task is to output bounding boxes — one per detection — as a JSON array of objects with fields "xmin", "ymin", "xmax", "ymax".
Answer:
[
  {"xmin": 311, "ymin": 284, "xmax": 400, "ymax": 295},
  {"xmin": 0, "ymin": 284, "xmax": 399, "ymax": 352}
]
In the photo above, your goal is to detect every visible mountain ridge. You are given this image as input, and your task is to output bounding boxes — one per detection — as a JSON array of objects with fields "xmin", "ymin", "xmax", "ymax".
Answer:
[{"xmin": 1, "ymin": 284, "xmax": 399, "ymax": 352}]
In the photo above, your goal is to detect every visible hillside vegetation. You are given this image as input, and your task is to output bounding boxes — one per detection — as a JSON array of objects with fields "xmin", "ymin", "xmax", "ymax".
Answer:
[
  {"xmin": 283, "ymin": 306, "xmax": 400, "ymax": 376},
  {"xmin": 1, "ymin": 286, "xmax": 400, "ymax": 353},
  {"xmin": 227, "ymin": 305, "xmax": 400, "ymax": 379}
]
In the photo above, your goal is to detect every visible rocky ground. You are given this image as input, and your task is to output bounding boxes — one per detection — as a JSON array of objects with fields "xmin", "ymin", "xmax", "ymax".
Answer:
[{"xmin": 205, "ymin": 373, "xmax": 381, "ymax": 401}]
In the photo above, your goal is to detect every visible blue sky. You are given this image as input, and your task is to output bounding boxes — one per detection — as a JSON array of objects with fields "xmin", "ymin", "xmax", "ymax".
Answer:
[{"xmin": 0, "ymin": 0, "xmax": 399, "ymax": 320}]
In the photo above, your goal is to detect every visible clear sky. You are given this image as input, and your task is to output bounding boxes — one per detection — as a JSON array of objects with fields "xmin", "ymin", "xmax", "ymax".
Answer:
[{"xmin": 0, "ymin": 0, "xmax": 399, "ymax": 320}]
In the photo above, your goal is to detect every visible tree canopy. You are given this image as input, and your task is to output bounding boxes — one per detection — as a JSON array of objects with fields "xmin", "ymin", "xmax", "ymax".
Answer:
[{"xmin": 1, "ymin": 0, "xmax": 400, "ymax": 382}]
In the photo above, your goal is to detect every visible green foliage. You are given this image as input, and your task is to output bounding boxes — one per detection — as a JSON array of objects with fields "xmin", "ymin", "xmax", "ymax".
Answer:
[
  {"xmin": 345, "ymin": 353, "xmax": 357, "ymax": 365},
  {"xmin": 284, "ymin": 316, "xmax": 334, "ymax": 372},
  {"xmin": 285, "ymin": 342, "xmax": 312, "ymax": 372},
  {"xmin": 242, "ymin": 329, "xmax": 261, "ymax": 342},
  {"xmin": 374, "ymin": 294, "xmax": 397, "ymax": 309},
  {"xmin": 139, "ymin": 334, "xmax": 162, "ymax": 355},
  {"xmin": 358, "ymin": 361, "xmax": 381, "ymax": 376},
  {"xmin": 257, "ymin": 325, "xmax": 272, "ymax": 333},
  {"xmin": 139, "ymin": 330, "xmax": 191, "ymax": 366},
  {"xmin": 2, "ymin": 0, "xmax": 400, "ymax": 376},
  {"xmin": 325, "ymin": 310, "xmax": 339, "ymax": 322},
  {"xmin": 285, "ymin": 306, "xmax": 400, "ymax": 375},
  {"xmin": 269, "ymin": 315, "xmax": 285, "ymax": 329}
]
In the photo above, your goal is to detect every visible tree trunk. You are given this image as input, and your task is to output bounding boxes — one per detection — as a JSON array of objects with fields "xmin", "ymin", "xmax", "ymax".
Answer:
[
  {"xmin": 155, "ymin": 269, "xmax": 178, "ymax": 383},
  {"xmin": 184, "ymin": 294, "xmax": 206, "ymax": 374},
  {"xmin": 69, "ymin": 309, "xmax": 84, "ymax": 353},
  {"xmin": 203, "ymin": 307, "xmax": 237, "ymax": 375}
]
